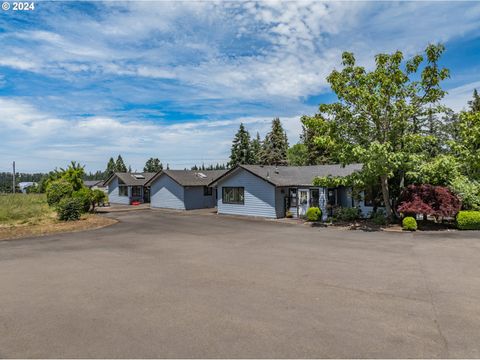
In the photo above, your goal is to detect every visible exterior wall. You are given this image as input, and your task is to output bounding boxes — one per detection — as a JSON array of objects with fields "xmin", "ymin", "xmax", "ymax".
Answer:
[
  {"xmin": 150, "ymin": 175, "xmax": 185, "ymax": 210},
  {"xmin": 108, "ymin": 177, "xmax": 130, "ymax": 205},
  {"xmin": 217, "ymin": 169, "xmax": 277, "ymax": 218},
  {"xmin": 338, "ymin": 186, "xmax": 353, "ymax": 208},
  {"xmin": 184, "ymin": 186, "xmax": 216, "ymax": 210},
  {"xmin": 275, "ymin": 187, "xmax": 288, "ymax": 218}
]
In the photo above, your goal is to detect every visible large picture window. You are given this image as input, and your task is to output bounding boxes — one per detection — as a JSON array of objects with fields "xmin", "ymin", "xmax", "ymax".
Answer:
[
  {"xmin": 222, "ymin": 187, "xmax": 244, "ymax": 204},
  {"xmin": 119, "ymin": 185, "xmax": 129, "ymax": 197}
]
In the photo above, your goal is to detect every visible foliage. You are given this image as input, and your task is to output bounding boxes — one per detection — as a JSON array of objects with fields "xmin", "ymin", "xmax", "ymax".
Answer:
[
  {"xmin": 287, "ymin": 143, "xmax": 308, "ymax": 166},
  {"xmin": 46, "ymin": 180, "xmax": 74, "ymax": 206},
  {"xmin": 91, "ymin": 189, "xmax": 107, "ymax": 211},
  {"xmin": 229, "ymin": 123, "xmax": 254, "ymax": 167},
  {"xmin": 260, "ymin": 118, "xmax": 289, "ymax": 165},
  {"xmin": 451, "ymin": 111, "xmax": 480, "ymax": 180},
  {"xmin": 116, "ymin": 155, "xmax": 128, "ymax": 172},
  {"xmin": 56, "ymin": 197, "xmax": 83, "ymax": 221},
  {"xmin": 72, "ymin": 187, "xmax": 93, "ymax": 213},
  {"xmin": 144, "ymin": 157, "xmax": 163, "ymax": 172},
  {"xmin": 450, "ymin": 177, "xmax": 480, "ymax": 210},
  {"xmin": 402, "ymin": 216, "xmax": 418, "ymax": 231},
  {"xmin": 302, "ymin": 44, "xmax": 450, "ymax": 218},
  {"xmin": 334, "ymin": 207, "xmax": 360, "ymax": 221},
  {"xmin": 251, "ymin": 132, "xmax": 262, "ymax": 164},
  {"xmin": 0, "ymin": 194, "xmax": 53, "ymax": 225},
  {"xmin": 407, "ymin": 154, "xmax": 461, "ymax": 186},
  {"xmin": 191, "ymin": 163, "xmax": 226, "ymax": 170},
  {"xmin": 60, "ymin": 161, "xmax": 85, "ymax": 191},
  {"xmin": 371, "ymin": 210, "xmax": 387, "ymax": 225},
  {"xmin": 456, "ymin": 211, "xmax": 480, "ymax": 230},
  {"xmin": 286, "ymin": 210, "xmax": 293, "ymax": 218},
  {"xmin": 106, "ymin": 157, "xmax": 116, "ymax": 178},
  {"xmin": 306, "ymin": 207, "xmax": 322, "ymax": 222},
  {"xmin": 468, "ymin": 89, "xmax": 480, "ymax": 113},
  {"xmin": 397, "ymin": 184, "xmax": 461, "ymax": 219},
  {"xmin": 300, "ymin": 117, "xmax": 339, "ymax": 165}
]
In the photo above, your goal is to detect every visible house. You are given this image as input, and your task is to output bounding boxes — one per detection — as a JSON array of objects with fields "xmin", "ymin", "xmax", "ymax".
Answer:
[
  {"xmin": 146, "ymin": 170, "xmax": 227, "ymax": 210},
  {"xmin": 209, "ymin": 164, "xmax": 375, "ymax": 219},
  {"xmin": 104, "ymin": 172, "xmax": 156, "ymax": 205},
  {"xmin": 17, "ymin": 182, "xmax": 37, "ymax": 194},
  {"xmin": 84, "ymin": 180, "xmax": 107, "ymax": 193}
]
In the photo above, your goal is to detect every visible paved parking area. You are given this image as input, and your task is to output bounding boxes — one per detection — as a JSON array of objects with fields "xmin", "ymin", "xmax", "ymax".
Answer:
[{"xmin": 1, "ymin": 210, "xmax": 479, "ymax": 358}]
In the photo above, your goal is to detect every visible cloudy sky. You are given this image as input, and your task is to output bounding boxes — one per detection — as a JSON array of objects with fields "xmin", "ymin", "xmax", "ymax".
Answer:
[{"xmin": 1, "ymin": 1, "xmax": 480, "ymax": 172}]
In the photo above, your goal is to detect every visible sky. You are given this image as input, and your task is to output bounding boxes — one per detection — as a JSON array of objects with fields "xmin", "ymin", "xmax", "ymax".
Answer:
[{"xmin": 1, "ymin": 1, "xmax": 480, "ymax": 173}]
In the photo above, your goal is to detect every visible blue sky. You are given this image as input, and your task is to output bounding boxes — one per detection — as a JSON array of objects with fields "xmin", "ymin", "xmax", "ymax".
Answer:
[{"xmin": 1, "ymin": 1, "xmax": 480, "ymax": 172}]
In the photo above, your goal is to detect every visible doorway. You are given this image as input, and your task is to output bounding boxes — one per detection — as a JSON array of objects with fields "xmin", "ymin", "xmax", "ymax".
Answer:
[{"xmin": 298, "ymin": 189, "xmax": 309, "ymax": 217}]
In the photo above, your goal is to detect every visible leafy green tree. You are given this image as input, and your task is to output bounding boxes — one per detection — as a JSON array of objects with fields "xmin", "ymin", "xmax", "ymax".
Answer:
[
  {"xmin": 116, "ymin": 155, "xmax": 127, "ymax": 172},
  {"xmin": 72, "ymin": 187, "xmax": 93, "ymax": 213},
  {"xmin": 304, "ymin": 44, "xmax": 450, "ymax": 218},
  {"xmin": 300, "ymin": 118, "xmax": 338, "ymax": 164},
  {"xmin": 407, "ymin": 154, "xmax": 461, "ymax": 186},
  {"xmin": 250, "ymin": 132, "xmax": 262, "ymax": 164},
  {"xmin": 468, "ymin": 89, "xmax": 480, "ymax": 113},
  {"xmin": 46, "ymin": 179, "xmax": 74, "ymax": 206},
  {"xmin": 229, "ymin": 123, "xmax": 254, "ymax": 167},
  {"xmin": 106, "ymin": 157, "xmax": 116, "ymax": 178},
  {"xmin": 287, "ymin": 143, "xmax": 308, "ymax": 166},
  {"xmin": 60, "ymin": 161, "xmax": 85, "ymax": 191},
  {"xmin": 260, "ymin": 118, "xmax": 289, "ymax": 165},
  {"xmin": 451, "ymin": 111, "xmax": 480, "ymax": 180},
  {"xmin": 91, "ymin": 189, "xmax": 107, "ymax": 211},
  {"xmin": 144, "ymin": 157, "xmax": 163, "ymax": 172}
]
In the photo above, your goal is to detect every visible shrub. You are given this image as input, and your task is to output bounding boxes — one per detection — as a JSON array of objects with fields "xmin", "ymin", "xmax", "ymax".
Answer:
[
  {"xmin": 456, "ymin": 211, "xmax": 480, "ymax": 230},
  {"xmin": 91, "ymin": 189, "xmax": 107, "ymax": 211},
  {"xmin": 306, "ymin": 207, "xmax": 322, "ymax": 222},
  {"xmin": 46, "ymin": 180, "xmax": 73, "ymax": 206},
  {"xmin": 397, "ymin": 184, "xmax": 461, "ymax": 220},
  {"xmin": 451, "ymin": 177, "xmax": 480, "ymax": 210},
  {"xmin": 335, "ymin": 207, "xmax": 360, "ymax": 221},
  {"xmin": 402, "ymin": 216, "xmax": 418, "ymax": 231},
  {"xmin": 72, "ymin": 187, "xmax": 93, "ymax": 213},
  {"xmin": 285, "ymin": 210, "xmax": 293, "ymax": 218},
  {"xmin": 56, "ymin": 197, "xmax": 83, "ymax": 221},
  {"xmin": 371, "ymin": 210, "xmax": 387, "ymax": 225}
]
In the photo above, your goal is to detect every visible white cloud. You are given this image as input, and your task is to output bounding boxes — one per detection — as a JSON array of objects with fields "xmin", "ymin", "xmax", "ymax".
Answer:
[{"xmin": 444, "ymin": 81, "xmax": 480, "ymax": 111}]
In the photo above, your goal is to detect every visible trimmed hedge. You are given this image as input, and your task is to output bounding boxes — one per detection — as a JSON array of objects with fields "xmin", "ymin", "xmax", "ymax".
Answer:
[
  {"xmin": 402, "ymin": 216, "xmax": 418, "ymax": 231},
  {"xmin": 457, "ymin": 211, "xmax": 480, "ymax": 230},
  {"xmin": 306, "ymin": 207, "xmax": 322, "ymax": 222}
]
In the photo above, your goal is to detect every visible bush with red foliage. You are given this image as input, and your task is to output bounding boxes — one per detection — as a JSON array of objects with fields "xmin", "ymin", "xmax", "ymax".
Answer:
[{"xmin": 397, "ymin": 184, "xmax": 461, "ymax": 219}]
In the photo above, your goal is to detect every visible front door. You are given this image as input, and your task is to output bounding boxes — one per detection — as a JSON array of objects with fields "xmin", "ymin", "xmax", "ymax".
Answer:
[{"xmin": 298, "ymin": 189, "xmax": 309, "ymax": 217}]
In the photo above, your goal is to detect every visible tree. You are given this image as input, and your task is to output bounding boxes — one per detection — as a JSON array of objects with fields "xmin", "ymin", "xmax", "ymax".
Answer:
[
  {"xmin": 250, "ymin": 132, "xmax": 262, "ymax": 164},
  {"xmin": 287, "ymin": 143, "xmax": 308, "ymax": 166},
  {"xmin": 46, "ymin": 179, "xmax": 74, "ymax": 206},
  {"xmin": 144, "ymin": 157, "xmax": 163, "ymax": 172},
  {"xmin": 451, "ymin": 111, "xmax": 480, "ymax": 180},
  {"xmin": 106, "ymin": 157, "xmax": 116, "ymax": 178},
  {"xmin": 260, "ymin": 118, "xmax": 289, "ymax": 165},
  {"xmin": 229, "ymin": 123, "xmax": 254, "ymax": 167},
  {"xmin": 116, "ymin": 155, "xmax": 127, "ymax": 172},
  {"xmin": 303, "ymin": 44, "xmax": 450, "ymax": 218},
  {"xmin": 300, "ymin": 117, "xmax": 338, "ymax": 164},
  {"xmin": 60, "ymin": 161, "xmax": 85, "ymax": 191},
  {"xmin": 468, "ymin": 89, "xmax": 480, "ymax": 113}
]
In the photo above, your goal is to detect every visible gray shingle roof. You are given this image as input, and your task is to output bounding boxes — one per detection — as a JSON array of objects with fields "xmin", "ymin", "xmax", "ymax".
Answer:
[
  {"xmin": 84, "ymin": 180, "xmax": 104, "ymax": 187},
  {"xmin": 105, "ymin": 172, "xmax": 156, "ymax": 186},
  {"xmin": 146, "ymin": 170, "xmax": 227, "ymax": 187},
  {"xmin": 211, "ymin": 164, "xmax": 363, "ymax": 187}
]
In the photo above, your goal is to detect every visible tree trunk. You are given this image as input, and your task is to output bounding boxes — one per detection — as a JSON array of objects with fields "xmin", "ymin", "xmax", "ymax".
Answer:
[{"xmin": 380, "ymin": 174, "xmax": 393, "ymax": 219}]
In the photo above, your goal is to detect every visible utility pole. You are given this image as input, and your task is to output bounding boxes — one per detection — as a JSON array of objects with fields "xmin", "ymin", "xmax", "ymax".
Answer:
[{"xmin": 12, "ymin": 161, "xmax": 16, "ymax": 194}]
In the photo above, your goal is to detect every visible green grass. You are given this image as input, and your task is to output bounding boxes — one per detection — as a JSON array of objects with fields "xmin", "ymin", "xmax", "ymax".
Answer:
[{"xmin": 0, "ymin": 194, "xmax": 54, "ymax": 225}]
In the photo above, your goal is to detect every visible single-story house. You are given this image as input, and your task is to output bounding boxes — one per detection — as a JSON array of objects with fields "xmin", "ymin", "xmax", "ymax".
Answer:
[
  {"xmin": 146, "ymin": 170, "xmax": 227, "ymax": 210},
  {"xmin": 104, "ymin": 172, "xmax": 156, "ymax": 205},
  {"xmin": 209, "ymin": 164, "xmax": 377, "ymax": 219},
  {"xmin": 84, "ymin": 180, "xmax": 107, "ymax": 193}
]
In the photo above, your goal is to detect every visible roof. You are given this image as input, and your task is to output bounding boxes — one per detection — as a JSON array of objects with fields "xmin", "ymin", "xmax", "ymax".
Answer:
[
  {"xmin": 84, "ymin": 180, "xmax": 104, "ymax": 187},
  {"xmin": 210, "ymin": 164, "xmax": 363, "ymax": 187},
  {"xmin": 146, "ymin": 170, "xmax": 227, "ymax": 187},
  {"xmin": 104, "ymin": 172, "xmax": 156, "ymax": 186}
]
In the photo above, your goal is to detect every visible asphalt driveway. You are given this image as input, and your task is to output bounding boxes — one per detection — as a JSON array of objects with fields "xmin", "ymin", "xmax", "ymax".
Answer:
[{"xmin": 1, "ymin": 210, "xmax": 479, "ymax": 358}]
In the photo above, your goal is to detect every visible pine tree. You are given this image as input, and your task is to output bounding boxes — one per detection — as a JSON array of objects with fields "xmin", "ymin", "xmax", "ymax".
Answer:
[
  {"xmin": 259, "ymin": 118, "xmax": 289, "ymax": 165},
  {"xmin": 106, "ymin": 157, "xmax": 116, "ymax": 178},
  {"xmin": 250, "ymin": 132, "xmax": 262, "ymax": 164},
  {"xmin": 115, "ymin": 155, "xmax": 127, "ymax": 172},
  {"xmin": 144, "ymin": 157, "xmax": 163, "ymax": 172},
  {"xmin": 228, "ymin": 123, "xmax": 253, "ymax": 167},
  {"xmin": 128, "ymin": 165, "xmax": 132, "ymax": 173},
  {"xmin": 468, "ymin": 89, "xmax": 480, "ymax": 113}
]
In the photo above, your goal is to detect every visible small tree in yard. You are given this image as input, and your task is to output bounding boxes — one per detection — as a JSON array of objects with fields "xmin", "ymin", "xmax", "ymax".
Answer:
[
  {"xmin": 144, "ymin": 158, "xmax": 163, "ymax": 172},
  {"xmin": 91, "ymin": 189, "xmax": 107, "ymax": 211},
  {"xmin": 46, "ymin": 180, "xmax": 74, "ymax": 206},
  {"xmin": 397, "ymin": 184, "xmax": 461, "ymax": 221}
]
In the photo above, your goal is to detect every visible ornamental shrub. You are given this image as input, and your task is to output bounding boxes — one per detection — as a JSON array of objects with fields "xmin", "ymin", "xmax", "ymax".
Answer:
[
  {"xmin": 456, "ymin": 211, "xmax": 480, "ymax": 230},
  {"xmin": 57, "ymin": 197, "xmax": 83, "ymax": 221},
  {"xmin": 335, "ymin": 207, "xmax": 360, "ymax": 221},
  {"xmin": 306, "ymin": 207, "xmax": 322, "ymax": 222},
  {"xmin": 402, "ymin": 216, "xmax": 418, "ymax": 231},
  {"xmin": 46, "ymin": 180, "xmax": 73, "ymax": 206},
  {"xmin": 72, "ymin": 187, "xmax": 93, "ymax": 213},
  {"xmin": 371, "ymin": 210, "xmax": 387, "ymax": 225},
  {"xmin": 397, "ymin": 184, "xmax": 461, "ymax": 219}
]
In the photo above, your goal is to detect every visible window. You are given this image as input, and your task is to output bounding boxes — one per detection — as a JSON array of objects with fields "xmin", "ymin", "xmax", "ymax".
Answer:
[
  {"xmin": 289, "ymin": 188, "xmax": 297, "ymax": 207},
  {"xmin": 203, "ymin": 186, "xmax": 213, "ymax": 196},
  {"xmin": 222, "ymin": 187, "xmax": 244, "ymax": 204},
  {"xmin": 119, "ymin": 185, "xmax": 128, "ymax": 197},
  {"xmin": 131, "ymin": 186, "xmax": 142, "ymax": 197}
]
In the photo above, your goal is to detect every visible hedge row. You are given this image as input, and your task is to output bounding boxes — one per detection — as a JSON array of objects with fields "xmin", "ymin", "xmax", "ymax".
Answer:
[{"xmin": 457, "ymin": 211, "xmax": 480, "ymax": 230}]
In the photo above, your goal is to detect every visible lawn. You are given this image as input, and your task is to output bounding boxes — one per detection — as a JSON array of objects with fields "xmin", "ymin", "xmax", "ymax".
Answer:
[{"xmin": 0, "ymin": 194, "xmax": 116, "ymax": 240}]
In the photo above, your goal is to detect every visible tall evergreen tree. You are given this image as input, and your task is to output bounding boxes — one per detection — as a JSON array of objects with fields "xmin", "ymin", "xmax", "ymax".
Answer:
[
  {"xmin": 115, "ymin": 155, "xmax": 127, "ymax": 172},
  {"xmin": 468, "ymin": 89, "xmax": 480, "ymax": 113},
  {"xmin": 106, "ymin": 157, "xmax": 116, "ymax": 178},
  {"xmin": 250, "ymin": 132, "xmax": 262, "ymax": 164},
  {"xmin": 144, "ymin": 157, "xmax": 163, "ymax": 172},
  {"xmin": 259, "ymin": 118, "xmax": 289, "ymax": 165},
  {"xmin": 228, "ymin": 123, "xmax": 253, "ymax": 167}
]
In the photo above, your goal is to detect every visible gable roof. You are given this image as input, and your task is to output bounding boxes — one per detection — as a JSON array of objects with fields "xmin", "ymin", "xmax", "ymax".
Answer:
[
  {"xmin": 104, "ymin": 172, "xmax": 156, "ymax": 186},
  {"xmin": 84, "ymin": 180, "xmax": 104, "ymax": 188},
  {"xmin": 146, "ymin": 170, "xmax": 227, "ymax": 187},
  {"xmin": 209, "ymin": 164, "xmax": 363, "ymax": 187}
]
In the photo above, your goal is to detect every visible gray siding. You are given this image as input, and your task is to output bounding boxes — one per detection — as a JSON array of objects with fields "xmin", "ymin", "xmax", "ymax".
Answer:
[
  {"xmin": 108, "ymin": 177, "xmax": 130, "ymax": 205},
  {"xmin": 217, "ymin": 169, "xmax": 277, "ymax": 218},
  {"xmin": 150, "ymin": 175, "xmax": 185, "ymax": 210},
  {"xmin": 184, "ymin": 187, "xmax": 216, "ymax": 210},
  {"xmin": 275, "ymin": 187, "xmax": 288, "ymax": 218}
]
